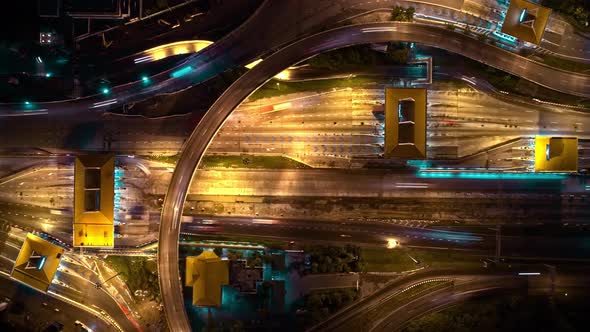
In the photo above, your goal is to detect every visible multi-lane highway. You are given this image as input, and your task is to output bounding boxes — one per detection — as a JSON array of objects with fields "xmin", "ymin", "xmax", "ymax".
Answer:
[
  {"xmin": 158, "ymin": 20, "xmax": 590, "ymax": 329},
  {"xmin": 308, "ymin": 268, "xmax": 527, "ymax": 331},
  {"xmin": 209, "ymin": 85, "xmax": 590, "ymax": 164},
  {"xmin": 0, "ymin": 226, "xmax": 135, "ymax": 331},
  {"xmin": 182, "ymin": 215, "xmax": 590, "ymax": 260},
  {"xmin": 1, "ymin": 18, "xmax": 588, "ymax": 119}
]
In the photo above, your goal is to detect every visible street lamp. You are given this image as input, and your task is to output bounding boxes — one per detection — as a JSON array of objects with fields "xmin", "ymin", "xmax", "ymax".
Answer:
[{"xmin": 386, "ymin": 238, "xmax": 399, "ymax": 249}]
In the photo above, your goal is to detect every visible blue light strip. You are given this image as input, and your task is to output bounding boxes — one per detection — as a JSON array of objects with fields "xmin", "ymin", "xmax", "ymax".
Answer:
[
  {"xmin": 171, "ymin": 66, "xmax": 193, "ymax": 78},
  {"xmin": 519, "ymin": 9, "xmax": 527, "ymax": 23},
  {"xmin": 417, "ymin": 171, "xmax": 567, "ymax": 180},
  {"xmin": 37, "ymin": 256, "xmax": 46, "ymax": 270}
]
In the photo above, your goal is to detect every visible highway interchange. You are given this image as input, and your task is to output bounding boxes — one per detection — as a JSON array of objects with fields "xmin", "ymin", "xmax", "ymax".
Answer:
[{"xmin": 0, "ymin": 0, "xmax": 590, "ymax": 331}]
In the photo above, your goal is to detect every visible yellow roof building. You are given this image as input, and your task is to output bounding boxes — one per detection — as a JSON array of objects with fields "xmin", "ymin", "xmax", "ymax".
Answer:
[
  {"xmin": 11, "ymin": 233, "xmax": 64, "ymax": 292},
  {"xmin": 385, "ymin": 88, "xmax": 427, "ymax": 159},
  {"xmin": 73, "ymin": 155, "xmax": 115, "ymax": 247},
  {"xmin": 185, "ymin": 251, "xmax": 229, "ymax": 307},
  {"xmin": 534, "ymin": 136, "xmax": 578, "ymax": 172},
  {"xmin": 501, "ymin": 0, "xmax": 551, "ymax": 45}
]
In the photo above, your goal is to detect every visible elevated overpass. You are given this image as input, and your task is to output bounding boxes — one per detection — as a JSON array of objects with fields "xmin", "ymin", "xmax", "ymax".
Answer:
[{"xmin": 158, "ymin": 21, "xmax": 590, "ymax": 331}]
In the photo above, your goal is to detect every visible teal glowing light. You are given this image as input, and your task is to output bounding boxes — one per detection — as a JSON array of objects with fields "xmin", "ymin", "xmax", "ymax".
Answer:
[
  {"xmin": 417, "ymin": 171, "xmax": 566, "ymax": 180},
  {"xmin": 171, "ymin": 66, "xmax": 193, "ymax": 78},
  {"xmin": 493, "ymin": 30, "xmax": 517, "ymax": 43},
  {"xmin": 141, "ymin": 75, "xmax": 150, "ymax": 83},
  {"xmin": 45, "ymin": 73, "xmax": 52, "ymax": 78},
  {"xmin": 24, "ymin": 101, "xmax": 31, "ymax": 105},
  {"xmin": 37, "ymin": 256, "xmax": 46, "ymax": 270},
  {"xmin": 102, "ymin": 88, "xmax": 110, "ymax": 95},
  {"xmin": 519, "ymin": 9, "xmax": 527, "ymax": 23},
  {"xmin": 407, "ymin": 160, "xmax": 431, "ymax": 169}
]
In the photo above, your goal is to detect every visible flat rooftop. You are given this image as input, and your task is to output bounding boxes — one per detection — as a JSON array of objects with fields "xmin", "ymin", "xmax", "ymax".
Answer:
[
  {"xmin": 534, "ymin": 136, "xmax": 578, "ymax": 172},
  {"xmin": 11, "ymin": 233, "xmax": 64, "ymax": 292},
  {"xmin": 501, "ymin": 0, "xmax": 551, "ymax": 45},
  {"xmin": 385, "ymin": 88, "xmax": 427, "ymax": 159},
  {"xmin": 185, "ymin": 251, "xmax": 229, "ymax": 307},
  {"xmin": 74, "ymin": 155, "xmax": 115, "ymax": 247}
]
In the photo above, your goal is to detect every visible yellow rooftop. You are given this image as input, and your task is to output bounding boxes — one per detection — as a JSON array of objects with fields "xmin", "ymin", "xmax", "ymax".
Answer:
[
  {"xmin": 11, "ymin": 233, "xmax": 64, "ymax": 292},
  {"xmin": 501, "ymin": 0, "xmax": 551, "ymax": 45},
  {"xmin": 73, "ymin": 155, "xmax": 115, "ymax": 247},
  {"xmin": 185, "ymin": 251, "xmax": 229, "ymax": 307},
  {"xmin": 385, "ymin": 88, "xmax": 427, "ymax": 159},
  {"xmin": 534, "ymin": 136, "xmax": 578, "ymax": 172}
]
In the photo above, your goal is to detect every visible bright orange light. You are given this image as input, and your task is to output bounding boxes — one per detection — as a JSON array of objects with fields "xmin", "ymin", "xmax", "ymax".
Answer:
[
  {"xmin": 387, "ymin": 238, "xmax": 399, "ymax": 249},
  {"xmin": 274, "ymin": 70, "xmax": 290, "ymax": 80}
]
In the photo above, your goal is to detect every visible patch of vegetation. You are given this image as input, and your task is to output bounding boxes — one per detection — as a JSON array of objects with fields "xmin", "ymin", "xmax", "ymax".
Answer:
[
  {"xmin": 104, "ymin": 256, "xmax": 161, "ymax": 302},
  {"xmin": 402, "ymin": 292, "xmax": 590, "ymax": 332},
  {"xmin": 305, "ymin": 245, "xmax": 365, "ymax": 273},
  {"xmin": 306, "ymin": 44, "xmax": 412, "ymax": 71},
  {"xmin": 248, "ymin": 77, "xmax": 373, "ymax": 101},
  {"xmin": 362, "ymin": 247, "xmax": 481, "ymax": 272},
  {"xmin": 537, "ymin": 54, "xmax": 590, "ymax": 73},
  {"xmin": 200, "ymin": 155, "xmax": 309, "ymax": 169},
  {"xmin": 543, "ymin": 0, "xmax": 589, "ymax": 32},
  {"xmin": 361, "ymin": 248, "xmax": 418, "ymax": 272},
  {"xmin": 144, "ymin": 154, "xmax": 309, "ymax": 169},
  {"xmin": 301, "ymin": 288, "xmax": 359, "ymax": 327},
  {"xmin": 179, "ymin": 233, "xmax": 286, "ymax": 251},
  {"xmin": 386, "ymin": 42, "xmax": 410, "ymax": 64},
  {"xmin": 145, "ymin": 154, "xmax": 179, "ymax": 164},
  {"xmin": 390, "ymin": 6, "xmax": 415, "ymax": 22}
]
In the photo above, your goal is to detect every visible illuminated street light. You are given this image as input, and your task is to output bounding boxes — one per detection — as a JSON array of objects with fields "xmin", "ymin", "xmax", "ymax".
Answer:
[
  {"xmin": 387, "ymin": 238, "xmax": 399, "ymax": 249},
  {"xmin": 102, "ymin": 88, "xmax": 110, "ymax": 95}
]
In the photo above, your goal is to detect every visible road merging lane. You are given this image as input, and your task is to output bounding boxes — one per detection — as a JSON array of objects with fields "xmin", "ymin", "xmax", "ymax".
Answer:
[{"xmin": 159, "ymin": 22, "xmax": 590, "ymax": 331}]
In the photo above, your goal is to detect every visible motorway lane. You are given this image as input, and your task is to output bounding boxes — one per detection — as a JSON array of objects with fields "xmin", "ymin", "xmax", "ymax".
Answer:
[
  {"xmin": 159, "ymin": 20, "xmax": 590, "ymax": 326},
  {"xmin": 0, "ymin": 273, "xmax": 115, "ymax": 332},
  {"xmin": 309, "ymin": 269, "xmax": 520, "ymax": 331},
  {"xmin": 182, "ymin": 168, "xmax": 581, "ymax": 197},
  {"xmin": 0, "ymin": 111, "xmax": 193, "ymax": 154},
  {"xmin": 369, "ymin": 276, "xmax": 527, "ymax": 332},
  {"xmin": 0, "ymin": 16, "xmax": 588, "ymax": 119},
  {"xmin": 0, "ymin": 201, "xmax": 72, "ymax": 242},
  {"xmin": 183, "ymin": 215, "xmax": 590, "ymax": 260},
  {"xmin": 209, "ymin": 85, "xmax": 590, "ymax": 162},
  {"xmin": 51, "ymin": 270, "xmax": 138, "ymax": 332}
]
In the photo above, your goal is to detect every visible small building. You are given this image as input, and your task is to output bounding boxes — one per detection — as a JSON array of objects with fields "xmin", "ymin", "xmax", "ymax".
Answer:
[
  {"xmin": 73, "ymin": 155, "xmax": 115, "ymax": 248},
  {"xmin": 385, "ymin": 88, "xmax": 427, "ymax": 159},
  {"xmin": 534, "ymin": 136, "xmax": 578, "ymax": 172},
  {"xmin": 11, "ymin": 233, "xmax": 64, "ymax": 292},
  {"xmin": 501, "ymin": 0, "xmax": 552, "ymax": 45},
  {"xmin": 185, "ymin": 251, "xmax": 229, "ymax": 307},
  {"xmin": 229, "ymin": 260, "xmax": 263, "ymax": 294}
]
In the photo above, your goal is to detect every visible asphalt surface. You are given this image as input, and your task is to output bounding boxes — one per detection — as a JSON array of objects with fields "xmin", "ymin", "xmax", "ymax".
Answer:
[
  {"xmin": 0, "ymin": 273, "xmax": 115, "ymax": 332},
  {"xmin": 207, "ymin": 85, "xmax": 590, "ymax": 165},
  {"xmin": 308, "ymin": 268, "xmax": 520, "ymax": 331},
  {"xmin": 183, "ymin": 215, "xmax": 590, "ymax": 260},
  {"xmin": 372, "ymin": 277, "xmax": 523, "ymax": 332},
  {"xmin": 159, "ymin": 17, "xmax": 590, "ymax": 324},
  {"xmin": 1, "ymin": 19, "xmax": 588, "ymax": 118}
]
